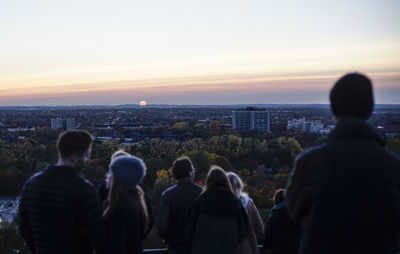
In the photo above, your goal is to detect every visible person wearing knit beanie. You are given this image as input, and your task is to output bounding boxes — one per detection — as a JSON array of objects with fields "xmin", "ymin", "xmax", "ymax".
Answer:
[
  {"xmin": 109, "ymin": 155, "xmax": 147, "ymax": 186},
  {"xmin": 330, "ymin": 73, "xmax": 374, "ymax": 119},
  {"xmin": 286, "ymin": 72, "xmax": 400, "ymax": 254},
  {"xmin": 104, "ymin": 155, "xmax": 149, "ymax": 254}
]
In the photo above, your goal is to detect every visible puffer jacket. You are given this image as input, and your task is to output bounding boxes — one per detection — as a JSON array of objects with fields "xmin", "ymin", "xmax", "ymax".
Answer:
[
  {"xmin": 186, "ymin": 188, "xmax": 249, "ymax": 254},
  {"xmin": 286, "ymin": 118, "xmax": 400, "ymax": 254},
  {"xmin": 19, "ymin": 165, "xmax": 108, "ymax": 254}
]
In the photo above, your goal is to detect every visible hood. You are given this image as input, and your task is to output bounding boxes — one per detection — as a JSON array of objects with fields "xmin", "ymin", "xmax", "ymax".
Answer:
[
  {"xmin": 199, "ymin": 188, "xmax": 242, "ymax": 218},
  {"xmin": 328, "ymin": 117, "xmax": 385, "ymax": 147}
]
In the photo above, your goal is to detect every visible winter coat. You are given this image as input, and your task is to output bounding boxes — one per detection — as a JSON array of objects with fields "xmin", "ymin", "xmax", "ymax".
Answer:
[
  {"xmin": 97, "ymin": 181, "xmax": 154, "ymax": 238},
  {"xmin": 186, "ymin": 188, "xmax": 249, "ymax": 254},
  {"xmin": 286, "ymin": 117, "xmax": 400, "ymax": 254},
  {"xmin": 237, "ymin": 196, "xmax": 264, "ymax": 254},
  {"xmin": 263, "ymin": 201, "xmax": 301, "ymax": 254},
  {"xmin": 106, "ymin": 188, "xmax": 147, "ymax": 254},
  {"xmin": 158, "ymin": 177, "xmax": 202, "ymax": 252},
  {"xmin": 19, "ymin": 165, "xmax": 108, "ymax": 254}
]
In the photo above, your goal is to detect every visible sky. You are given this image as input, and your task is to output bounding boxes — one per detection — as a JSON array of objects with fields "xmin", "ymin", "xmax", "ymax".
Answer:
[{"xmin": 0, "ymin": 0, "xmax": 399, "ymax": 105}]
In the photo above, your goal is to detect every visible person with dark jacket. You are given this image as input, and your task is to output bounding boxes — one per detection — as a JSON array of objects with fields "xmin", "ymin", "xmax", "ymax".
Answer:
[
  {"xmin": 286, "ymin": 73, "xmax": 400, "ymax": 254},
  {"xmin": 103, "ymin": 155, "xmax": 149, "ymax": 254},
  {"xmin": 18, "ymin": 130, "xmax": 109, "ymax": 254},
  {"xmin": 97, "ymin": 150, "xmax": 154, "ymax": 238},
  {"xmin": 264, "ymin": 189, "xmax": 301, "ymax": 254},
  {"xmin": 158, "ymin": 156, "xmax": 202, "ymax": 254},
  {"xmin": 186, "ymin": 166, "xmax": 249, "ymax": 254}
]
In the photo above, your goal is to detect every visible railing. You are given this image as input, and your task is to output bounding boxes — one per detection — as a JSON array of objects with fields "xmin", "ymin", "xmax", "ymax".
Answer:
[{"xmin": 143, "ymin": 245, "xmax": 266, "ymax": 253}]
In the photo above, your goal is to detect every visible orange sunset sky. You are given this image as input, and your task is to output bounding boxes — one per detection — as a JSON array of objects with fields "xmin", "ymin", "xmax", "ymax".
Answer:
[{"xmin": 0, "ymin": 1, "xmax": 399, "ymax": 105}]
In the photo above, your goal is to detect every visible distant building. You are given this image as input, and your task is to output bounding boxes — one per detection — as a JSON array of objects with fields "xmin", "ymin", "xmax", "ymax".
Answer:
[
  {"xmin": 51, "ymin": 117, "xmax": 75, "ymax": 130},
  {"xmin": 7, "ymin": 127, "xmax": 36, "ymax": 133},
  {"xmin": 232, "ymin": 107, "xmax": 270, "ymax": 131},
  {"xmin": 287, "ymin": 118, "xmax": 330, "ymax": 134}
]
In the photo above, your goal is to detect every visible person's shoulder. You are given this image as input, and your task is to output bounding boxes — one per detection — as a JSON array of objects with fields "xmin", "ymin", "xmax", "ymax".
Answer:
[
  {"xmin": 384, "ymin": 149, "xmax": 400, "ymax": 162},
  {"xmin": 22, "ymin": 170, "xmax": 45, "ymax": 191},
  {"xmin": 72, "ymin": 175, "xmax": 96, "ymax": 195},
  {"xmin": 295, "ymin": 143, "xmax": 328, "ymax": 165},
  {"xmin": 192, "ymin": 183, "xmax": 203, "ymax": 192},
  {"xmin": 161, "ymin": 184, "xmax": 178, "ymax": 197}
]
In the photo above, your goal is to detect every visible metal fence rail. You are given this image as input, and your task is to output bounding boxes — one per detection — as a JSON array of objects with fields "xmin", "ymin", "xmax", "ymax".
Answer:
[{"xmin": 143, "ymin": 245, "xmax": 266, "ymax": 253}]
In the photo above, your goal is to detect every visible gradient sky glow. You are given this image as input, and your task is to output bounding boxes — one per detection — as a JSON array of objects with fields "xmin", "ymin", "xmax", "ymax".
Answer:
[{"xmin": 1, "ymin": 0, "xmax": 399, "ymax": 105}]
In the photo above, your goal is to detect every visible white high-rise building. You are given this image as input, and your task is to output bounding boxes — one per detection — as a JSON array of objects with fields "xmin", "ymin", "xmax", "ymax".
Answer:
[{"xmin": 232, "ymin": 107, "xmax": 270, "ymax": 132}]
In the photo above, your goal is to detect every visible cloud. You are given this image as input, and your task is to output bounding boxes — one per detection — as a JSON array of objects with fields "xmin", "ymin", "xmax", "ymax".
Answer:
[{"xmin": 0, "ymin": 72, "xmax": 399, "ymax": 105}]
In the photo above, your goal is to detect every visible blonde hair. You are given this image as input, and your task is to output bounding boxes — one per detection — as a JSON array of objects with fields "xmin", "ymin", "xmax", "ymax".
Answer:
[
  {"xmin": 226, "ymin": 172, "xmax": 247, "ymax": 199},
  {"xmin": 111, "ymin": 149, "xmax": 130, "ymax": 162}
]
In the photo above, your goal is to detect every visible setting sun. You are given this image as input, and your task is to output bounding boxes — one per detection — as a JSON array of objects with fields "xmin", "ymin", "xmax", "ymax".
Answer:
[{"xmin": 139, "ymin": 100, "xmax": 147, "ymax": 106}]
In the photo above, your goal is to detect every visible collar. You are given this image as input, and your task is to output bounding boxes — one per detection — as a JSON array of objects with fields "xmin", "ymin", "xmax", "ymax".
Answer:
[
  {"xmin": 328, "ymin": 117, "xmax": 385, "ymax": 147},
  {"xmin": 177, "ymin": 177, "xmax": 194, "ymax": 186},
  {"xmin": 46, "ymin": 164, "xmax": 78, "ymax": 174}
]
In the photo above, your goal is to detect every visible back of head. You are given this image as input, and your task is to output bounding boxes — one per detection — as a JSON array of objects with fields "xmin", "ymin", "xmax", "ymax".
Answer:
[
  {"xmin": 330, "ymin": 73, "xmax": 374, "ymax": 119},
  {"xmin": 109, "ymin": 155, "xmax": 147, "ymax": 186},
  {"xmin": 205, "ymin": 166, "xmax": 232, "ymax": 192},
  {"xmin": 226, "ymin": 172, "xmax": 244, "ymax": 198},
  {"xmin": 273, "ymin": 188, "xmax": 285, "ymax": 206},
  {"xmin": 56, "ymin": 130, "xmax": 94, "ymax": 159},
  {"xmin": 172, "ymin": 156, "xmax": 194, "ymax": 180}
]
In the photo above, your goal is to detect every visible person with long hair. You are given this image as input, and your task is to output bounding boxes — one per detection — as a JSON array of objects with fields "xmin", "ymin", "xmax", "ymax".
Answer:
[
  {"xmin": 103, "ymin": 155, "xmax": 149, "ymax": 254},
  {"xmin": 98, "ymin": 150, "xmax": 131, "ymax": 204},
  {"xmin": 186, "ymin": 166, "xmax": 249, "ymax": 254},
  {"xmin": 97, "ymin": 150, "xmax": 154, "ymax": 238},
  {"xmin": 227, "ymin": 172, "xmax": 264, "ymax": 254}
]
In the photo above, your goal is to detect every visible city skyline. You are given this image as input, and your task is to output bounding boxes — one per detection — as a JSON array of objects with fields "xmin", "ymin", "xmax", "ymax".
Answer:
[{"xmin": 1, "ymin": 1, "xmax": 399, "ymax": 106}]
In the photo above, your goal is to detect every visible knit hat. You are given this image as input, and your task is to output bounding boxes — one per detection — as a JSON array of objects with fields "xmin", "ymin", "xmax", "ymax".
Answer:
[
  {"xmin": 330, "ymin": 73, "xmax": 374, "ymax": 119},
  {"xmin": 110, "ymin": 155, "xmax": 147, "ymax": 186}
]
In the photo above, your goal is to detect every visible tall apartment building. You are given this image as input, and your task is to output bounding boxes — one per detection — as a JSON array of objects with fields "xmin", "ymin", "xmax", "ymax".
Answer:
[
  {"xmin": 232, "ymin": 107, "xmax": 270, "ymax": 132},
  {"xmin": 51, "ymin": 117, "xmax": 75, "ymax": 130}
]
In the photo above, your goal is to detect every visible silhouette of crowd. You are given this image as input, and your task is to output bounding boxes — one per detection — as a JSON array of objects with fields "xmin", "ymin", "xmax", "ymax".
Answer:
[{"xmin": 18, "ymin": 73, "xmax": 400, "ymax": 254}]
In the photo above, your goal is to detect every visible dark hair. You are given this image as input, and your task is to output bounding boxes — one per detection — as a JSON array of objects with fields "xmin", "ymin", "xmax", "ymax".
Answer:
[
  {"xmin": 56, "ymin": 130, "xmax": 94, "ymax": 159},
  {"xmin": 172, "ymin": 156, "xmax": 194, "ymax": 179},
  {"xmin": 330, "ymin": 73, "xmax": 374, "ymax": 119},
  {"xmin": 204, "ymin": 166, "xmax": 233, "ymax": 193},
  {"xmin": 273, "ymin": 188, "xmax": 285, "ymax": 206}
]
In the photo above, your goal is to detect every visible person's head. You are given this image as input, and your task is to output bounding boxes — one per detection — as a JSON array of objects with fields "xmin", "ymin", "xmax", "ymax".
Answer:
[
  {"xmin": 171, "ymin": 156, "xmax": 195, "ymax": 180},
  {"xmin": 273, "ymin": 188, "xmax": 285, "ymax": 206},
  {"xmin": 56, "ymin": 130, "xmax": 94, "ymax": 170},
  {"xmin": 226, "ymin": 172, "xmax": 245, "ymax": 198},
  {"xmin": 111, "ymin": 149, "xmax": 130, "ymax": 162},
  {"xmin": 108, "ymin": 155, "xmax": 147, "ymax": 188},
  {"xmin": 330, "ymin": 73, "xmax": 374, "ymax": 120},
  {"xmin": 204, "ymin": 166, "xmax": 232, "ymax": 193},
  {"xmin": 104, "ymin": 155, "xmax": 148, "ymax": 220}
]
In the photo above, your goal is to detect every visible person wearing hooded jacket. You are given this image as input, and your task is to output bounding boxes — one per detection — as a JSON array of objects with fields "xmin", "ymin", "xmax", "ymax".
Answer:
[
  {"xmin": 286, "ymin": 73, "xmax": 400, "ymax": 254},
  {"xmin": 264, "ymin": 189, "xmax": 301, "ymax": 254},
  {"xmin": 186, "ymin": 166, "xmax": 249, "ymax": 254}
]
